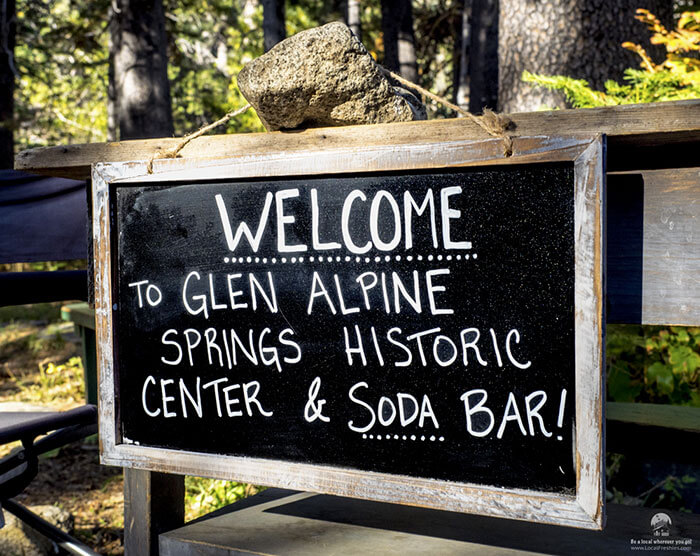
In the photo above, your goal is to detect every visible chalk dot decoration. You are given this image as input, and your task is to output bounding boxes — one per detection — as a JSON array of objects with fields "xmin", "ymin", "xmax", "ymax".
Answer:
[
  {"xmin": 359, "ymin": 431, "xmax": 444, "ymax": 442},
  {"xmin": 224, "ymin": 252, "xmax": 473, "ymax": 264}
]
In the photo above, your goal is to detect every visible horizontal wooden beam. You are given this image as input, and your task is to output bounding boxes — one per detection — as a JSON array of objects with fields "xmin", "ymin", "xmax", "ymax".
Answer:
[
  {"xmin": 607, "ymin": 402, "xmax": 700, "ymax": 463},
  {"xmin": 607, "ymin": 402, "xmax": 700, "ymax": 433},
  {"xmin": 15, "ymin": 100, "xmax": 700, "ymax": 180}
]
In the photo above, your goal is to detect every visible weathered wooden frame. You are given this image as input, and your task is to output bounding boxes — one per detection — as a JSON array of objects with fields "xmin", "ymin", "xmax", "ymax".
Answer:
[{"xmin": 92, "ymin": 134, "xmax": 605, "ymax": 529}]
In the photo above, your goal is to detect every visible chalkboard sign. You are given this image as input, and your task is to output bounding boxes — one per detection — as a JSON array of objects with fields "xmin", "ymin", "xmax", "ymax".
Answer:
[{"xmin": 93, "ymin": 133, "xmax": 605, "ymax": 529}]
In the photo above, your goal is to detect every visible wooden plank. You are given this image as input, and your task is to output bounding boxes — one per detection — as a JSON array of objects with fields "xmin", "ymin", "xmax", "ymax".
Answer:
[
  {"xmin": 61, "ymin": 302, "xmax": 95, "ymax": 330},
  {"xmin": 606, "ymin": 402, "xmax": 700, "ymax": 462},
  {"xmin": 607, "ymin": 168, "xmax": 700, "ymax": 326},
  {"xmin": 160, "ymin": 489, "xmax": 700, "ymax": 556},
  {"xmin": 15, "ymin": 100, "xmax": 700, "ymax": 180},
  {"xmin": 607, "ymin": 402, "xmax": 700, "ymax": 433},
  {"xmin": 124, "ymin": 468, "xmax": 184, "ymax": 556},
  {"xmin": 640, "ymin": 168, "xmax": 700, "ymax": 326}
]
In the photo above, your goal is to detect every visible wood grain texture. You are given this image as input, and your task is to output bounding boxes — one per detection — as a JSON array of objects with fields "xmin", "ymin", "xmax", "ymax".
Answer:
[
  {"xmin": 640, "ymin": 168, "xmax": 700, "ymax": 325},
  {"xmin": 607, "ymin": 402, "xmax": 700, "ymax": 433},
  {"xmin": 607, "ymin": 168, "xmax": 700, "ymax": 326},
  {"xmin": 572, "ymin": 139, "xmax": 605, "ymax": 528},
  {"xmin": 159, "ymin": 490, "xmax": 700, "ymax": 556},
  {"xmin": 607, "ymin": 402, "xmax": 700, "ymax": 465},
  {"xmin": 94, "ymin": 136, "xmax": 605, "ymax": 529},
  {"xmin": 16, "ymin": 100, "xmax": 700, "ymax": 180},
  {"xmin": 124, "ymin": 468, "xmax": 184, "ymax": 556}
]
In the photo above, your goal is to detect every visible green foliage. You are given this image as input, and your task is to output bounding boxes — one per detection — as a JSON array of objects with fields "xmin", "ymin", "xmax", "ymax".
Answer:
[
  {"xmin": 15, "ymin": 0, "xmax": 110, "ymax": 150},
  {"xmin": 607, "ymin": 451, "xmax": 697, "ymax": 511},
  {"xmin": 185, "ymin": 476, "xmax": 260, "ymax": 520},
  {"xmin": 523, "ymin": 9, "xmax": 700, "ymax": 108},
  {"xmin": 15, "ymin": 0, "xmax": 465, "ymax": 147},
  {"xmin": 523, "ymin": 68, "xmax": 700, "ymax": 107},
  {"xmin": 607, "ymin": 325, "xmax": 700, "ymax": 406},
  {"xmin": 0, "ymin": 302, "xmax": 64, "ymax": 323},
  {"xmin": 8, "ymin": 355, "xmax": 86, "ymax": 403},
  {"xmin": 166, "ymin": 0, "xmax": 265, "ymax": 135}
]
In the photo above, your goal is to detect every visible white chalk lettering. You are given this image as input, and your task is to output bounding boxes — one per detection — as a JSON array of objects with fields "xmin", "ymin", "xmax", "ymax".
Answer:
[
  {"xmin": 259, "ymin": 327, "xmax": 283, "ymax": 372},
  {"xmin": 460, "ymin": 328, "xmax": 488, "ymax": 366},
  {"xmin": 307, "ymin": 271, "xmax": 337, "ymax": 315},
  {"xmin": 460, "ymin": 389, "xmax": 495, "ymax": 437},
  {"xmin": 348, "ymin": 383, "xmax": 440, "ymax": 432},
  {"xmin": 403, "ymin": 190, "xmax": 438, "ymax": 249},
  {"xmin": 425, "ymin": 269, "xmax": 453, "ymax": 315},
  {"xmin": 161, "ymin": 329, "xmax": 183, "ymax": 366},
  {"xmin": 142, "ymin": 375, "xmax": 160, "ymax": 417},
  {"xmin": 347, "ymin": 382, "xmax": 375, "ymax": 433},
  {"xmin": 334, "ymin": 274, "xmax": 360, "ymax": 315},
  {"xmin": 202, "ymin": 377, "xmax": 228, "ymax": 418},
  {"xmin": 215, "ymin": 192, "xmax": 273, "ymax": 253},
  {"xmin": 341, "ymin": 190, "xmax": 372, "ymax": 254},
  {"xmin": 497, "ymin": 392, "xmax": 528, "ymax": 439},
  {"xmin": 223, "ymin": 384, "xmax": 243, "ymax": 417},
  {"xmin": 440, "ymin": 186, "xmax": 471, "ymax": 250},
  {"xmin": 179, "ymin": 377, "xmax": 202, "ymax": 418},
  {"xmin": 183, "ymin": 271, "xmax": 208, "ymax": 318},
  {"xmin": 397, "ymin": 393, "xmax": 418, "ymax": 426},
  {"xmin": 243, "ymin": 381, "xmax": 274, "ymax": 417},
  {"xmin": 311, "ymin": 188, "xmax": 341, "ymax": 251},
  {"xmin": 525, "ymin": 391, "xmax": 551, "ymax": 437},
  {"xmin": 506, "ymin": 329, "xmax": 532, "ymax": 369},
  {"xmin": 392, "ymin": 271, "xmax": 421, "ymax": 314},
  {"xmin": 160, "ymin": 379, "xmax": 176, "ymax": 418},
  {"xmin": 275, "ymin": 188, "xmax": 307, "ymax": 253},
  {"xmin": 343, "ymin": 324, "xmax": 367, "ymax": 366},
  {"xmin": 370, "ymin": 190, "xmax": 401, "ymax": 251}
]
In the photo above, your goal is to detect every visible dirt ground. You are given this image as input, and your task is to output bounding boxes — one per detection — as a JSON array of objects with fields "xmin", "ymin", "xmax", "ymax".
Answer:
[
  {"xmin": 1, "ymin": 316, "xmax": 125, "ymax": 555},
  {"xmin": 16, "ymin": 444, "xmax": 125, "ymax": 554}
]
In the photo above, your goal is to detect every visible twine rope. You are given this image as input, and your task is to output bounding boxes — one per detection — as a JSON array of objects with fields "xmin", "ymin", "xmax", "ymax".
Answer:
[
  {"xmin": 381, "ymin": 68, "xmax": 514, "ymax": 157},
  {"xmin": 146, "ymin": 67, "xmax": 514, "ymax": 173},
  {"xmin": 147, "ymin": 103, "xmax": 251, "ymax": 173}
]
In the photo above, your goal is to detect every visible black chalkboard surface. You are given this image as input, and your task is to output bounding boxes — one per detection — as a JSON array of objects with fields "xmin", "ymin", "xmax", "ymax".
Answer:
[{"xmin": 112, "ymin": 163, "xmax": 576, "ymax": 493}]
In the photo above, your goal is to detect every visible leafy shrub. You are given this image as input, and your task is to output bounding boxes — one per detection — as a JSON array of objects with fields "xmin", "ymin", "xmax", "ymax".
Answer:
[
  {"xmin": 607, "ymin": 326, "xmax": 700, "ymax": 406},
  {"xmin": 184, "ymin": 477, "xmax": 261, "ymax": 520},
  {"xmin": 523, "ymin": 9, "xmax": 700, "ymax": 107}
]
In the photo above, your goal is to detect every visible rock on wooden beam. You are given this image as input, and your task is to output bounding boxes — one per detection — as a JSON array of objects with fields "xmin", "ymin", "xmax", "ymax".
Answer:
[{"xmin": 15, "ymin": 100, "xmax": 700, "ymax": 180}]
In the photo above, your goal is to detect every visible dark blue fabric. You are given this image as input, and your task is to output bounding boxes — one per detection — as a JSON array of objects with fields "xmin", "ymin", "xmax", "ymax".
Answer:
[{"xmin": 0, "ymin": 170, "xmax": 87, "ymax": 263}]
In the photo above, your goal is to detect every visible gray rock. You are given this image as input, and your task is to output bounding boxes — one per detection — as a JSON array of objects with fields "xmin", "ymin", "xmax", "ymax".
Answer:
[
  {"xmin": 238, "ymin": 22, "xmax": 426, "ymax": 130},
  {"xmin": 0, "ymin": 504, "xmax": 74, "ymax": 556}
]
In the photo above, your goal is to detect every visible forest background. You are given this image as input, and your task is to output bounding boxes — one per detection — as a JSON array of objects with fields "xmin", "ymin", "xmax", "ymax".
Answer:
[
  {"xmin": 0, "ymin": 0, "xmax": 699, "ymax": 553},
  {"xmin": 2, "ymin": 0, "xmax": 698, "ymax": 409}
]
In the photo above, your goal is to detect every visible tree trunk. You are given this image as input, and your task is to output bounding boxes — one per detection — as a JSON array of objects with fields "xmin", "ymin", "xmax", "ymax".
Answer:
[
  {"xmin": 468, "ymin": 0, "xmax": 498, "ymax": 113},
  {"xmin": 346, "ymin": 0, "xmax": 362, "ymax": 41},
  {"xmin": 0, "ymin": 0, "xmax": 16, "ymax": 168},
  {"xmin": 454, "ymin": 0, "xmax": 469, "ymax": 110},
  {"xmin": 111, "ymin": 0, "xmax": 173, "ymax": 140},
  {"xmin": 381, "ymin": 0, "xmax": 418, "ymax": 83},
  {"xmin": 107, "ymin": 47, "xmax": 117, "ymax": 142},
  {"xmin": 498, "ymin": 0, "xmax": 673, "ymax": 113},
  {"xmin": 262, "ymin": 0, "xmax": 286, "ymax": 52}
]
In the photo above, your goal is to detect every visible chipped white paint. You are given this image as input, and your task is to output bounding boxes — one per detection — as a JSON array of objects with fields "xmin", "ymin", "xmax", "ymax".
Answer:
[{"xmin": 93, "ymin": 134, "xmax": 606, "ymax": 530}]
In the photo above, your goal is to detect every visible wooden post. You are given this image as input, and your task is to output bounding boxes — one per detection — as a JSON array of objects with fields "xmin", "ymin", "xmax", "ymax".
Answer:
[{"xmin": 124, "ymin": 469, "xmax": 184, "ymax": 556}]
